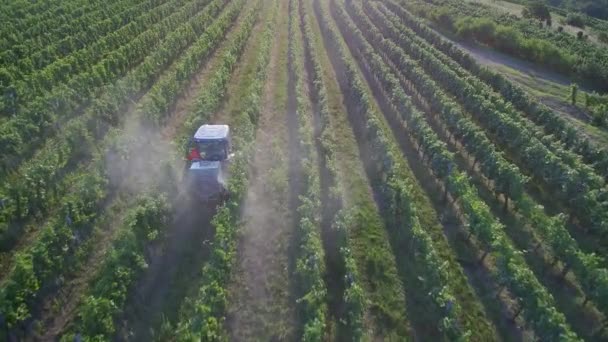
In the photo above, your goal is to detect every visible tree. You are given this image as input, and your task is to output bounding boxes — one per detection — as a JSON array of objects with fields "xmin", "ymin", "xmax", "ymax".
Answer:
[
  {"xmin": 522, "ymin": 2, "xmax": 551, "ymax": 22},
  {"xmin": 565, "ymin": 13, "xmax": 586, "ymax": 28},
  {"xmin": 577, "ymin": 31, "xmax": 584, "ymax": 39},
  {"xmin": 431, "ymin": 8, "xmax": 454, "ymax": 30}
]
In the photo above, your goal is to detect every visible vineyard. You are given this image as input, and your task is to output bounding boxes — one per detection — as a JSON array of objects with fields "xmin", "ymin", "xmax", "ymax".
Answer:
[{"xmin": 1, "ymin": 0, "xmax": 607, "ymax": 340}]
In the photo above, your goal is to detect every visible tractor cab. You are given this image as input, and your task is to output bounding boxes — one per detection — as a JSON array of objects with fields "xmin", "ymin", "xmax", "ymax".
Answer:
[{"xmin": 185, "ymin": 124, "xmax": 232, "ymax": 202}]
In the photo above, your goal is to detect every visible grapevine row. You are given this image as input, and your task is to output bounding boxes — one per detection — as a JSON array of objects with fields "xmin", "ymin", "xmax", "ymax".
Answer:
[
  {"xmin": 0, "ymin": 2, "xmax": 241, "ymax": 329},
  {"xmin": 1, "ymin": 0, "xmax": 152, "ymax": 82},
  {"xmin": 0, "ymin": 0, "xmax": 67, "ymax": 28},
  {"xmin": 60, "ymin": 195, "xmax": 171, "ymax": 341},
  {"xmin": 352, "ymin": 0, "xmax": 608, "ymax": 322},
  {"xmin": 0, "ymin": 0, "xmax": 115, "ymax": 40},
  {"xmin": 323, "ymin": 0, "xmax": 481, "ymax": 338},
  {"xmin": 315, "ymin": 0, "xmax": 416, "ymax": 337},
  {"xmin": 0, "ymin": 0, "xmax": 232, "ymax": 253},
  {"xmin": 0, "ymin": 0, "xmax": 201, "ymax": 172},
  {"xmin": 7, "ymin": 1, "xmax": 180, "ymax": 108},
  {"xmin": 300, "ymin": 0, "xmax": 365, "ymax": 337},
  {"xmin": 364, "ymin": 1, "xmax": 608, "ymax": 238},
  {"xmin": 356, "ymin": 0, "xmax": 523, "ymax": 207},
  {"xmin": 0, "ymin": 0, "xmax": 110, "ymax": 54},
  {"xmin": 174, "ymin": 1, "xmax": 271, "ymax": 338},
  {"xmin": 289, "ymin": 0, "xmax": 328, "ymax": 337},
  {"xmin": 60, "ymin": 1, "xmax": 248, "ymax": 337},
  {"xmin": 138, "ymin": 0, "xmax": 249, "ymax": 126},
  {"xmin": 376, "ymin": 0, "xmax": 602, "ymax": 184},
  {"xmin": 383, "ymin": 0, "xmax": 608, "ymax": 180},
  {"xmin": 4, "ymin": 0, "xmax": 187, "ymax": 116},
  {"xmin": 374, "ymin": 0, "xmax": 602, "ymax": 188},
  {"xmin": 331, "ymin": 0, "xmax": 580, "ymax": 339},
  {"xmin": 0, "ymin": 143, "xmax": 110, "ymax": 329}
]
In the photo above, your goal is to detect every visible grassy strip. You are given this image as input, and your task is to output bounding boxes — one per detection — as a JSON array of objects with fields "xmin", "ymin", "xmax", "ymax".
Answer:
[
  {"xmin": 300, "ymin": 0, "xmax": 365, "ymax": 339},
  {"xmin": 314, "ymin": 0, "xmax": 417, "ymax": 339},
  {"xmin": 59, "ymin": 194, "xmax": 172, "ymax": 340},
  {"xmin": 171, "ymin": 1, "xmax": 273, "ymax": 339},
  {"xmin": 310, "ymin": 1, "xmax": 408, "ymax": 338},
  {"xmin": 329, "ymin": 0, "xmax": 479, "ymax": 339},
  {"xmin": 314, "ymin": 1, "xmax": 417, "ymax": 340},
  {"xmin": 336, "ymin": 0, "xmax": 580, "ymax": 339},
  {"xmin": 0, "ymin": 1, "xmax": 240, "ymax": 330}
]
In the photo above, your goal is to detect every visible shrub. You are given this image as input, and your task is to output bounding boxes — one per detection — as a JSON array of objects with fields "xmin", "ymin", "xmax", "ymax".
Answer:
[
  {"xmin": 522, "ymin": 1, "xmax": 551, "ymax": 21},
  {"xmin": 430, "ymin": 7, "xmax": 454, "ymax": 30},
  {"xmin": 454, "ymin": 16, "xmax": 574, "ymax": 74},
  {"xmin": 565, "ymin": 12, "xmax": 586, "ymax": 28},
  {"xmin": 454, "ymin": 17, "xmax": 496, "ymax": 44},
  {"xmin": 577, "ymin": 31, "xmax": 584, "ymax": 39},
  {"xmin": 494, "ymin": 25, "xmax": 522, "ymax": 54}
]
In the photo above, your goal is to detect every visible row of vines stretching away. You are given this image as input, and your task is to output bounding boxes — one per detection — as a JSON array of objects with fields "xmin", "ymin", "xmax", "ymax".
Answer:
[{"xmin": 1, "ymin": 0, "xmax": 606, "ymax": 340}]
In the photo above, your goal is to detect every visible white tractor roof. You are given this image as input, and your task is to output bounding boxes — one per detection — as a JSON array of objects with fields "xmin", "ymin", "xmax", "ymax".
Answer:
[{"xmin": 194, "ymin": 124, "xmax": 229, "ymax": 140}]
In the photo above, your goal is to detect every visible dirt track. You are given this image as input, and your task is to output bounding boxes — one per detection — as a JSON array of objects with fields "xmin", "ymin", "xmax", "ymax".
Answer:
[{"xmin": 225, "ymin": 0, "xmax": 297, "ymax": 338}]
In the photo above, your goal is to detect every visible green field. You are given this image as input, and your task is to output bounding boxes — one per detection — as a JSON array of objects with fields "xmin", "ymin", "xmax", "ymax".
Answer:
[{"xmin": 1, "ymin": 0, "xmax": 608, "ymax": 340}]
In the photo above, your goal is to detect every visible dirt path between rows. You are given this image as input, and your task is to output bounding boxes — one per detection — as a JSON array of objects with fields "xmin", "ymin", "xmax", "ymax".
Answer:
[{"xmin": 225, "ymin": 0, "xmax": 296, "ymax": 339}]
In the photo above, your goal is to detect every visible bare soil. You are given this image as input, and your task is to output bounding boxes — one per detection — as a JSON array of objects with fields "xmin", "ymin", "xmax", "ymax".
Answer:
[{"xmin": 225, "ymin": 0, "xmax": 296, "ymax": 338}]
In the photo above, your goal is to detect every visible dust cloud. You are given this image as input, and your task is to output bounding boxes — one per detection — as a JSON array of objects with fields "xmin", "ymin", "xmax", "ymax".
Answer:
[{"xmin": 104, "ymin": 114, "xmax": 181, "ymax": 199}]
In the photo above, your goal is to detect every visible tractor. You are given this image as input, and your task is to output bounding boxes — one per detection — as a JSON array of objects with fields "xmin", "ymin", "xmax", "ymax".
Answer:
[{"xmin": 184, "ymin": 124, "xmax": 232, "ymax": 203}]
